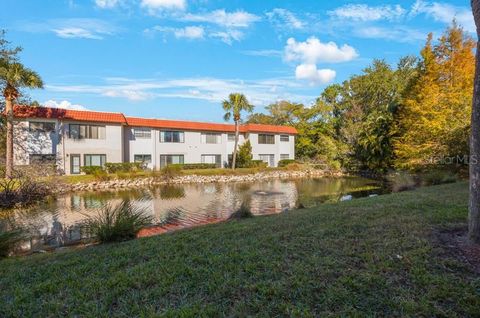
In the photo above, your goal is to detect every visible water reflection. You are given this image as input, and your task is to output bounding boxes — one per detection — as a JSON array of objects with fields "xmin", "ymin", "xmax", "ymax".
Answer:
[{"xmin": 6, "ymin": 177, "xmax": 383, "ymax": 252}]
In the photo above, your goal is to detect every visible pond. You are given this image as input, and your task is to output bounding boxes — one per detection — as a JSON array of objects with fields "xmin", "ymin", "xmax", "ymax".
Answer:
[{"xmin": 3, "ymin": 176, "xmax": 387, "ymax": 252}]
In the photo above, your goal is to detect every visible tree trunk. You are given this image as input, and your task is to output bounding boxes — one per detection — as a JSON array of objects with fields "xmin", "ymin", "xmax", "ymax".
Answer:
[
  {"xmin": 5, "ymin": 96, "xmax": 14, "ymax": 179},
  {"xmin": 232, "ymin": 120, "xmax": 239, "ymax": 170},
  {"xmin": 469, "ymin": 0, "xmax": 480, "ymax": 243}
]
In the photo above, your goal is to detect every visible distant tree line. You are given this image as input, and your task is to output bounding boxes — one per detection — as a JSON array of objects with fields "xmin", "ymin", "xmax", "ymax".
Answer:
[{"xmin": 248, "ymin": 22, "xmax": 475, "ymax": 173}]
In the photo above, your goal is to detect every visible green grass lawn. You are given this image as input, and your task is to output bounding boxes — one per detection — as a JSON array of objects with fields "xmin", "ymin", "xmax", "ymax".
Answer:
[{"xmin": 1, "ymin": 182, "xmax": 479, "ymax": 317}]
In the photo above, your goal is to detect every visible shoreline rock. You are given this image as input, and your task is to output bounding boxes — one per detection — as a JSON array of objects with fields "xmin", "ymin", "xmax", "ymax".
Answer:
[{"xmin": 53, "ymin": 169, "xmax": 344, "ymax": 194}]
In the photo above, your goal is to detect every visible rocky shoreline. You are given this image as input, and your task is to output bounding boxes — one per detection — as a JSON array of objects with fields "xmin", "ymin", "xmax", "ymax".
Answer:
[{"xmin": 54, "ymin": 169, "xmax": 343, "ymax": 194}]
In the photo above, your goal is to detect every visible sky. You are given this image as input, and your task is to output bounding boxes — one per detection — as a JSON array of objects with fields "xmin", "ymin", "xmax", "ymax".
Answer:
[{"xmin": 2, "ymin": 0, "xmax": 476, "ymax": 122}]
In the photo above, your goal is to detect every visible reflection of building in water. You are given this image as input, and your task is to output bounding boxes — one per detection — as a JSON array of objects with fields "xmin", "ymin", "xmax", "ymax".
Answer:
[{"xmin": 13, "ymin": 179, "xmax": 299, "ymax": 251}]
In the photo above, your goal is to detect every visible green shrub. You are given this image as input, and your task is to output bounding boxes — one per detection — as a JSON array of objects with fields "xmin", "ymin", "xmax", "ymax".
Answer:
[
  {"xmin": 0, "ymin": 169, "xmax": 51, "ymax": 209},
  {"xmin": 81, "ymin": 166, "xmax": 104, "ymax": 175},
  {"xmin": 105, "ymin": 162, "xmax": 144, "ymax": 174},
  {"xmin": 420, "ymin": 170, "xmax": 457, "ymax": 186},
  {"xmin": 169, "ymin": 163, "xmax": 217, "ymax": 170},
  {"xmin": 386, "ymin": 171, "xmax": 417, "ymax": 192},
  {"xmin": 251, "ymin": 160, "xmax": 268, "ymax": 168},
  {"xmin": 229, "ymin": 202, "xmax": 253, "ymax": 220},
  {"xmin": 82, "ymin": 201, "xmax": 153, "ymax": 243},
  {"xmin": 278, "ymin": 159, "xmax": 297, "ymax": 167},
  {"xmin": 232, "ymin": 140, "xmax": 253, "ymax": 168},
  {"xmin": 0, "ymin": 228, "xmax": 24, "ymax": 258}
]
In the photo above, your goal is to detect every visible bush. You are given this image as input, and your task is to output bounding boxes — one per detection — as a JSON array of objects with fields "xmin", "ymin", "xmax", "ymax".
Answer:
[
  {"xmin": 81, "ymin": 166, "xmax": 104, "ymax": 175},
  {"xmin": 0, "ymin": 228, "xmax": 24, "ymax": 258},
  {"xmin": 169, "ymin": 163, "xmax": 217, "ymax": 170},
  {"xmin": 228, "ymin": 202, "xmax": 253, "ymax": 220},
  {"xmin": 278, "ymin": 159, "xmax": 297, "ymax": 167},
  {"xmin": 386, "ymin": 171, "xmax": 417, "ymax": 192},
  {"xmin": 82, "ymin": 201, "xmax": 153, "ymax": 243},
  {"xmin": 250, "ymin": 160, "xmax": 267, "ymax": 168},
  {"xmin": 420, "ymin": 170, "xmax": 457, "ymax": 186},
  {"xmin": 105, "ymin": 162, "xmax": 144, "ymax": 174},
  {"xmin": 234, "ymin": 140, "xmax": 253, "ymax": 168},
  {"xmin": 0, "ymin": 169, "xmax": 51, "ymax": 209}
]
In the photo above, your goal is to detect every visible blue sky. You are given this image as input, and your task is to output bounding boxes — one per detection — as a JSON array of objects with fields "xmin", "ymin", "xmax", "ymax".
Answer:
[{"xmin": 3, "ymin": 0, "xmax": 475, "ymax": 122}]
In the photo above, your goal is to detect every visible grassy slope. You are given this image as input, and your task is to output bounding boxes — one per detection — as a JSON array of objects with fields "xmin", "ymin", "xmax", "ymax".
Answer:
[{"xmin": 1, "ymin": 182, "xmax": 479, "ymax": 317}]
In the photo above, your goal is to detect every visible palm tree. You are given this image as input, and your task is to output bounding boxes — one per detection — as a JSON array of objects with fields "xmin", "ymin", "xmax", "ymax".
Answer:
[
  {"xmin": 223, "ymin": 93, "xmax": 254, "ymax": 170},
  {"xmin": 0, "ymin": 60, "xmax": 43, "ymax": 178},
  {"xmin": 470, "ymin": 0, "xmax": 480, "ymax": 243}
]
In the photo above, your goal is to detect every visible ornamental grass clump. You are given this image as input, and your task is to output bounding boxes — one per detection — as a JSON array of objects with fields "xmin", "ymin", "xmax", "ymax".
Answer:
[
  {"xmin": 83, "ymin": 201, "xmax": 153, "ymax": 243},
  {"xmin": 229, "ymin": 202, "xmax": 253, "ymax": 220}
]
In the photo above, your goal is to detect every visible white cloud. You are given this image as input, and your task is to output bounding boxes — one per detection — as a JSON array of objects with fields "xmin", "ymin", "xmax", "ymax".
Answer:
[
  {"xmin": 141, "ymin": 0, "xmax": 186, "ymax": 12},
  {"xmin": 410, "ymin": 1, "xmax": 475, "ymax": 33},
  {"xmin": 146, "ymin": 25, "xmax": 204, "ymax": 39},
  {"xmin": 46, "ymin": 76, "xmax": 315, "ymax": 106},
  {"xmin": 295, "ymin": 64, "xmax": 336, "ymax": 84},
  {"xmin": 284, "ymin": 37, "xmax": 358, "ymax": 64},
  {"xmin": 182, "ymin": 9, "xmax": 260, "ymax": 28},
  {"xmin": 22, "ymin": 18, "xmax": 116, "ymax": 40},
  {"xmin": 174, "ymin": 26, "xmax": 204, "ymax": 39},
  {"xmin": 354, "ymin": 26, "xmax": 427, "ymax": 42},
  {"xmin": 44, "ymin": 100, "xmax": 87, "ymax": 110},
  {"xmin": 241, "ymin": 49, "xmax": 282, "ymax": 57},
  {"xmin": 266, "ymin": 8, "xmax": 304, "ymax": 30},
  {"xmin": 95, "ymin": 0, "xmax": 120, "ymax": 9},
  {"xmin": 53, "ymin": 27, "xmax": 103, "ymax": 39},
  {"xmin": 102, "ymin": 90, "xmax": 152, "ymax": 101},
  {"xmin": 328, "ymin": 4, "xmax": 406, "ymax": 21},
  {"xmin": 210, "ymin": 29, "xmax": 243, "ymax": 45}
]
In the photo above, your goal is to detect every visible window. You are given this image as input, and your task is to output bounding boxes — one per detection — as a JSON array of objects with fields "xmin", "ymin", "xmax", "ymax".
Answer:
[
  {"xmin": 280, "ymin": 135, "xmax": 289, "ymax": 142},
  {"xmin": 134, "ymin": 154, "xmax": 152, "ymax": 164},
  {"xmin": 160, "ymin": 154, "xmax": 184, "ymax": 168},
  {"xmin": 69, "ymin": 124, "xmax": 106, "ymax": 139},
  {"xmin": 29, "ymin": 121, "xmax": 55, "ymax": 133},
  {"xmin": 29, "ymin": 154, "xmax": 56, "ymax": 164},
  {"xmin": 202, "ymin": 133, "xmax": 221, "ymax": 144},
  {"xmin": 133, "ymin": 128, "xmax": 151, "ymax": 138},
  {"xmin": 201, "ymin": 155, "xmax": 221, "ymax": 168},
  {"xmin": 160, "ymin": 131, "xmax": 184, "ymax": 143},
  {"xmin": 258, "ymin": 134, "xmax": 275, "ymax": 144},
  {"xmin": 228, "ymin": 134, "xmax": 235, "ymax": 142},
  {"xmin": 280, "ymin": 154, "xmax": 290, "ymax": 160},
  {"xmin": 84, "ymin": 154, "xmax": 107, "ymax": 167},
  {"xmin": 259, "ymin": 154, "xmax": 275, "ymax": 167}
]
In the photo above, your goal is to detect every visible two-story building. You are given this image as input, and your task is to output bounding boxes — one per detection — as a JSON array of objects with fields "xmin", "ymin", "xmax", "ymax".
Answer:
[{"xmin": 12, "ymin": 105, "xmax": 297, "ymax": 174}]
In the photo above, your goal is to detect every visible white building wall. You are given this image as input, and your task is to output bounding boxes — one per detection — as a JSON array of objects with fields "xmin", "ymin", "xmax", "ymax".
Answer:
[
  {"xmin": 14, "ymin": 118, "xmax": 296, "ymax": 174},
  {"xmin": 61, "ymin": 121, "xmax": 123, "ymax": 174}
]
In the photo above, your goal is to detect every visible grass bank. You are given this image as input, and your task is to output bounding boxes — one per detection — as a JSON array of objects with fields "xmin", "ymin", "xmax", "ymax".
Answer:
[{"xmin": 1, "ymin": 182, "xmax": 479, "ymax": 316}]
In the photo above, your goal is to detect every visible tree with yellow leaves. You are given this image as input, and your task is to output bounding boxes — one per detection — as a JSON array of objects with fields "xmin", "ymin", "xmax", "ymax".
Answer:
[{"xmin": 395, "ymin": 22, "xmax": 475, "ymax": 170}]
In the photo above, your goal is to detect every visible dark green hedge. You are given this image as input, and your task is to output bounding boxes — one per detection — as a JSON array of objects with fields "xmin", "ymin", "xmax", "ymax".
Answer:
[
  {"xmin": 105, "ymin": 162, "xmax": 144, "ymax": 173},
  {"xmin": 81, "ymin": 166, "xmax": 104, "ymax": 175},
  {"xmin": 169, "ymin": 163, "xmax": 217, "ymax": 170}
]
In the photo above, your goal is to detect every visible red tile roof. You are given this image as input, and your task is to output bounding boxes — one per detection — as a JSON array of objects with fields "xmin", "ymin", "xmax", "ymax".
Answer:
[
  {"xmin": 13, "ymin": 105, "xmax": 126, "ymax": 124},
  {"xmin": 13, "ymin": 105, "xmax": 298, "ymax": 134}
]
